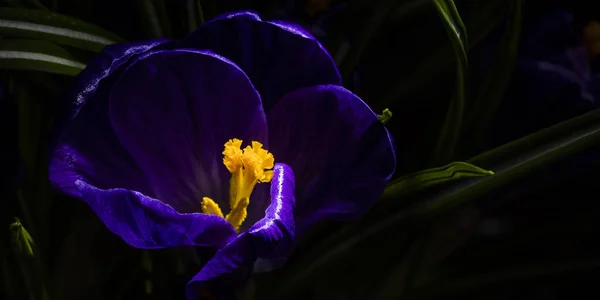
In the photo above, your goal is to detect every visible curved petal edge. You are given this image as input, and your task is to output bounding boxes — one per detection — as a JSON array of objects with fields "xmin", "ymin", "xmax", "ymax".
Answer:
[
  {"xmin": 267, "ymin": 84, "xmax": 396, "ymax": 232},
  {"xmin": 75, "ymin": 180, "xmax": 236, "ymax": 249},
  {"xmin": 185, "ymin": 163, "xmax": 296, "ymax": 299},
  {"xmin": 182, "ymin": 10, "xmax": 341, "ymax": 110}
]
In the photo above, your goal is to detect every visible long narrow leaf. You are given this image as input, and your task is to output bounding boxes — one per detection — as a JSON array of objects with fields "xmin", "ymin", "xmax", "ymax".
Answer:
[
  {"xmin": 422, "ymin": 111, "xmax": 600, "ymax": 216},
  {"xmin": 271, "ymin": 108, "xmax": 600, "ymax": 298},
  {"xmin": 10, "ymin": 219, "xmax": 50, "ymax": 300},
  {"xmin": 467, "ymin": 0, "xmax": 522, "ymax": 148},
  {"xmin": 431, "ymin": 0, "xmax": 468, "ymax": 165},
  {"xmin": 0, "ymin": 39, "xmax": 85, "ymax": 75},
  {"xmin": 378, "ymin": 0, "xmax": 508, "ymax": 110},
  {"xmin": 136, "ymin": 0, "xmax": 172, "ymax": 38},
  {"xmin": 468, "ymin": 108, "xmax": 600, "ymax": 168},
  {"xmin": 381, "ymin": 161, "xmax": 494, "ymax": 201},
  {"xmin": 444, "ymin": 0, "xmax": 467, "ymax": 47},
  {"xmin": 0, "ymin": 7, "xmax": 123, "ymax": 52}
]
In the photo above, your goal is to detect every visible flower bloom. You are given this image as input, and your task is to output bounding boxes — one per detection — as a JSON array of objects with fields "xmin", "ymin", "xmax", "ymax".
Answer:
[{"xmin": 49, "ymin": 11, "xmax": 395, "ymax": 298}]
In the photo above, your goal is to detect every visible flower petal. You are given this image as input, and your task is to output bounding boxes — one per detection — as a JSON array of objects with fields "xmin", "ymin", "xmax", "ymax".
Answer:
[
  {"xmin": 75, "ymin": 180, "xmax": 236, "ymax": 249},
  {"xmin": 186, "ymin": 163, "xmax": 296, "ymax": 299},
  {"xmin": 65, "ymin": 39, "xmax": 173, "ymax": 120},
  {"xmin": 108, "ymin": 49, "xmax": 267, "ymax": 213},
  {"xmin": 267, "ymin": 85, "xmax": 396, "ymax": 232},
  {"xmin": 182, "ymin": 11, "xmax": 341, "ymax": 111},
  {"xmin": 50, "ymin": 39, "xmax": 171, "ymax": 200}
]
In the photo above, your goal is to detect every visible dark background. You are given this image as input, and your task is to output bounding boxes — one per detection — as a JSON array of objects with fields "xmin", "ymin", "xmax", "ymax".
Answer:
[{"xmin": 2, "ymin": 0, "xmax": 600, "ymax": 299}]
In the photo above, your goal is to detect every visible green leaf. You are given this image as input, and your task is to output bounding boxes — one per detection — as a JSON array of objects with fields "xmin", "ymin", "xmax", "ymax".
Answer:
[
  {"xmin": 10, "ymin": 219, "xmax": 35, "ymax": 257},
  {"xmin": 195, "ymin": 0, "xmax": 205, "ymax": 25},
  {"xmin": 466, "ymin": 0, "xmax": 522, "ymax": 148},
  {"xmin": 0, "ymin": 7, "xmax": 123, "ymax": 52},
  {"xmin": 431, "ymin": 0, "xmax": 468, "ymax": 165},
  {"xmin": 270, "ymin": 108, "xmax": 600, "ymax": 298},
  {"xmin": 10, "ymin": 218, "xmax": 50, "ymax": 300},
  {"xmin": 423, "ymin": 108, "xmax": 600, "ymax": 216},
  {"xmin": 381, "ymin": 161, "xmax": 493, "ymax": 201},
  {"xmin": 136, "ymin": 0, "xmax": 172, "ymax": 38},
  {"xmin": 182, "ymin": 0, "xmax": 205, "ymax": 32},
  {"xmin": 467, "ymin": 107, "xmax": 600, "ymax": 169},
  {"xmin": 378, "ymin": 0, "xmax": 509, "ymax": 110},
  {"xmin": 0, "ymin": 39, "xmax": 85, "ymax": 75}
]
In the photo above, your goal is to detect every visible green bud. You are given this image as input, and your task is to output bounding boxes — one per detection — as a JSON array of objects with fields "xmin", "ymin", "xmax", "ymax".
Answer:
[
  {"xmin": 378, "ymin": 108, "xmax": 393, "ymax": 125},
  {"xmin": 10, "ymin": 218, "xmax": 35, "ymax": 257},
  {"xmin": 9, "ymin": 218, "xmax": 50, "ymax": 300}
]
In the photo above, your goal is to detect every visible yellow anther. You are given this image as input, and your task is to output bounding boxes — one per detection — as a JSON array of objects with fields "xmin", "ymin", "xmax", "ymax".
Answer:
[
  {"xmin": 202, "ymin": 139, "xmax": 274, "ymax": 232},
  {"xmin": 223, "ymin": 139, "xmax": 244, "ymax": 173},
  {"xmin": 242, "ymin": 141, "xmax": 275, "ymax": 182},
  {"xmin": 201, "ymin": 197, "xmax": 224, "ymax": 218}
]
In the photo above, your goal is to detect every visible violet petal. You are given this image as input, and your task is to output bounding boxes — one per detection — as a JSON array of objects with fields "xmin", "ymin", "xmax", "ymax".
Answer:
[
  {"xmin": 186, "ymin": 163, "xmax": 296, "ymax": 299},
  {"xmin": 182, "ymin": 11, "xmax": 341, "ymax": 111},
  {"xmin": 50, "ymin": 40, "xmax": 171, "ymax": 200},
  {"xmin": 267, "ymin": 85, "xmax": 396, "ymax": 233},
  {"xmin": 108, "ymin": 49, "xmax": 268, "ymax": 213},
  {"xmin": 76, "ymin": 180, "xmax": 236, "ymax": 249}
]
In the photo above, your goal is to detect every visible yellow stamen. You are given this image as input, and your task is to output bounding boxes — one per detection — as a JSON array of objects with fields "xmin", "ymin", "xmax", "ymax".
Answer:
[
  {"xmin": 201, "ymin": 139, "xmax": 274, "ymax": 232},
  {"xmin": 223, "ymin": 139, "xmax": 243, "ymax": 173},
  {"xmin": 225, "ymin": 197, "xmax": 249, "ymax": 231},
  {"xmin": 201, "ymin": 197, "xmax": 224, "ymax": 218}
]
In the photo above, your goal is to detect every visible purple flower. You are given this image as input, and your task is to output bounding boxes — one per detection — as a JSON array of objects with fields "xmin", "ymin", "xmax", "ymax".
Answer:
[{"xmin": 49, "ymin": 11, "xmax": 395, "ymax": 298}]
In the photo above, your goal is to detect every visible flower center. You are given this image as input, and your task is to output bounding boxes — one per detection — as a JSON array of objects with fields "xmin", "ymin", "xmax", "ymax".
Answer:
[{"xmin": 201, "ymin": 138, "xmax": 274, "ymax": 232}]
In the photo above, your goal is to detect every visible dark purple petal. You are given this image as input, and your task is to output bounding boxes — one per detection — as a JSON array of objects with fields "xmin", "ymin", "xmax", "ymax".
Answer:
[
  {"xmin": 67, "ymin": 39, "xmax": 173, "ymax": 120},
  {"xmin": 50, "ymin": 40, "xmax": 172, "ymax": 200},
  {"xmin": 108, "ymin": 49, "xmax": 267, "ymax": 213},
  {"xmin": 186, "ymin": 163, "xmax": 296, "ymax": 299},
  {"xmin": 267, "ymin": 85, "xmax": 396, "ymax": 233},
  {"xmin": 182, "ymin": 11, "xmax": 341, "ymax": 111},
  {"xmin": 76, "ymin": 180, "xmax": 236, "ymax": 249}
]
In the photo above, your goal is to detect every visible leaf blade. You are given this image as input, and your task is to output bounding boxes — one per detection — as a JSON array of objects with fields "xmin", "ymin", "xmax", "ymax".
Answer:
[
  {"xmin": 0, "ymin": 39, "xmax": 85, "ymax": 75},
  {"xmin": 382, "ymin": 161, "xmax": 494, "ymax": 201},
  {"xmin": 466, "ymin": 0, "xmax": 523, "ymax": 148},
  {"xmin": 431, "ymin": 0, "xmax": 468, "ymax": 165},
  {"xmin": 0, "ymin": 7, "xmax": 123, "ymax": 52},
  {"xmin": 271, "ymin": 108, "xmax": 600, "ymax": 298}
]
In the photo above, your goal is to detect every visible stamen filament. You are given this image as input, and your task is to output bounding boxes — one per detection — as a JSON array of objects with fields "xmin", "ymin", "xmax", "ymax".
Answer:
[
  {"xmin": 225, "ymin": 197, "xmax": 250, "ymax": 232},
  {"xmin": 201, "ymin": 138, "xmax": 274, "ymax": 233}
]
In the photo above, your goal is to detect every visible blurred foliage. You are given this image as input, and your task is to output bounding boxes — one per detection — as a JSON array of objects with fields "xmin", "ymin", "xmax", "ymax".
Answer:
[{"xmin": 2, "ymin": 0, "xmax": 600, "ymax": 299}]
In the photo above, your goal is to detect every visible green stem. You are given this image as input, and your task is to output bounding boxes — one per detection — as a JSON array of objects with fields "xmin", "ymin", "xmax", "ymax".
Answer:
[{"xmin": 430, "ymin": 0, "xmax": 468, "ymax": 165}]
